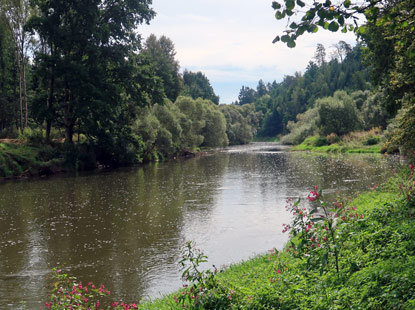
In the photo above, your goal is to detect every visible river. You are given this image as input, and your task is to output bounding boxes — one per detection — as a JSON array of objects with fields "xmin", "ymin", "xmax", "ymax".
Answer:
[{"xmin": 0, "ymin": 143, "xmax": 400, "ymax": 309}]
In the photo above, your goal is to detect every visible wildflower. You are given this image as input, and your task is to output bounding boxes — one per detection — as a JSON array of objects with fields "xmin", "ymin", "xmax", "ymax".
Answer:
[{"xmin": 308, "ymin": 189, "xmax": 319, "ymax": 201}]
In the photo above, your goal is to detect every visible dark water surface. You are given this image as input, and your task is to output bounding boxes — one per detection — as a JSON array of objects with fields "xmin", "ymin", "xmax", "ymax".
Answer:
[{"xmin": 0, "ymin": 143, "xmax": 400, "ymax": 309}]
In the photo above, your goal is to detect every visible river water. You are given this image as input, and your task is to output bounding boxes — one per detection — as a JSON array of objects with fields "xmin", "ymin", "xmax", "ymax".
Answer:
[{"xmin": 0, "ymin": 143, "xmax": 400, "ymax": 309}]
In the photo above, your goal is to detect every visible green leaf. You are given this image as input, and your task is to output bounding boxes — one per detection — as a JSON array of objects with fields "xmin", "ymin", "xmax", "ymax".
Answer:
[
  {"xmin": 328, "ymin": 21, "xmax": 339, "ymax": 31},
  {"xmin": 306, "ymin": 9, "xmax": 316, "ymax": 20},
  {"xmin": 281, "ymin": 35, "xmax": 290, "ymax": 43},
  {"xmin": 272, "ymin": 36, "xmax": 281, "ymax": 43},
  {"xmin": 338, "ymin": 15, "xmax": 345, "ymax": 26},
  {"xmin": 318, "ymin": 9, "xmax": 327, "ymax": 19},
  {"xmin": 286, "ymin": 0, "xmax": 295, "ymax": 10},
  {"xmin": 312, "ymin": 25, "xmax": 319, "ymax": 33},
  {"xmin": 290, "ymin": 22, "xmax": 298, "ymax": 29},
  {"xmin": 287, "ymin": 40, "xmax": 296, "ymax": 48},
  {"xmin": 320, "ymin": 252, "xmax": 329, "ymax": 275},
  {"xmin": 296, "ymin": 0, "xmax": 305, "ymax": 7},
  {"xmin": 309, "ymin": 208, "xmax": 319, "ymax": 215},
  {"xmin": 323, "ymin": 21, "xmax": 330, "ymax": 29},
  {"xmin": 310, "ymin": 217, "xmax": 325, "ymax": 222},
  {"xmin": 343, "ymin": 0, "xmax": 351, "ymax": 8},
  {"xmin": 297, "ymin": 25, "xmax": 307, "ymax": 35},
  {"xmin": 357, "ymin": 25, "xmax": 366, "ymax": 34},
  {"xmin": 272, "ymin": 1, "xmax": 282, "ymax": 9},
  {"xmin": 341, "ymin": 27, "xmax": 348, "ymax": 33},
  {"xmin": 275, "ymin": 11, "xmax": 286, "ymax": 19}
]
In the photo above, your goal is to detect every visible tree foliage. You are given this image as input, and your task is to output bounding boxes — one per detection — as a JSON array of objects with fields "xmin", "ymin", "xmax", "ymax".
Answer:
[
  {"xmin": 249, "ymin": 43, "xmax": 369, "ymax": 138},
  {"xmin": 27, "ymin": 0, "xmax": 155, "ymax": 145},
  {"xmin": 141, "ymin": 34, "xmax": 182, "ymax": 102},
  {"xmin": 317, "ymin": 91, "xmax": 363, "ymax": 136},
  {"xmin": 182, "ymin": 70, "xmax": 219, "ymax": 105},
  {"xmin": 272, "ymin": 0, "xmax": 415, "ymax": 155}
]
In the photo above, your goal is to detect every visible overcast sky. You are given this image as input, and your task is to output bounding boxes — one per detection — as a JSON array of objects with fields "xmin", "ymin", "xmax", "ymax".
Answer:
[{"xmin": 140, "ymin": 0, "xmax": 360, "ymax": 104}]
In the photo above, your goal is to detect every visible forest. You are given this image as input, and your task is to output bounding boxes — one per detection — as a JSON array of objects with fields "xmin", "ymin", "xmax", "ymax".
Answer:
[{"xmin": 0, "ymin": 0, "xmax": 414, "ymax": 176}]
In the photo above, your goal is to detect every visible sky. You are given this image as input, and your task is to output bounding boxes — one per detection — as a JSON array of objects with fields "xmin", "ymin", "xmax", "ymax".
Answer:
[{"xmin": 140, "ymin": 0, "xmax": 360, "ymax": 104}]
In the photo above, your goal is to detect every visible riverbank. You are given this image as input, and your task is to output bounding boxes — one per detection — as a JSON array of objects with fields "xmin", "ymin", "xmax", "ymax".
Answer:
[
  {"xmin": 43, "ymin": 164, "xmax": 415, "ymax": 309},
  {"xmin": 0, "ymin": 142, "xmax": 65, "ymax": 179},
  {"xmin": 289, "ymin": 134, "xmax": 384, "ymax": 154},
  {"xmin": 0, "ymin": 141, "xmax": 213, "ymax": 180},
  {"xmin": 137, "ymin": 166, "xmax": 414, "ymax": 309}
]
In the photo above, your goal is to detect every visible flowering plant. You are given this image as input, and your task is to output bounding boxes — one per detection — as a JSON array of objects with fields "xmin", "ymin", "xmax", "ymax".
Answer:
[
  {"xmin": 176, "ymin": 241, "xmax": 232, "ymax": 309},
  {"xmin": 399, "ymin": 164, "xmax": 415, "ymax": 206},
  {"xmin": 45, "ymin": 268, "xmax": 138, "ymax": 310},
  {"xmin": 284, "ymin": 187, "xmax": 363, "ymax": 276}
]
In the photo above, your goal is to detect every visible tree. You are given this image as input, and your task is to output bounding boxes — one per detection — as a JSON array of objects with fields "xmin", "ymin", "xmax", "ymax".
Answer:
[
  {"xmin": 256, "ymin": 79, "xmax": 268, "ymax": 97},
  {"xmin": 182, "ymin": 70, "xmax": 219, "ymax": 104},
  {"xmin": 141, "ymin": 34, "xmax": 182, "ymax": 102},
  {"xmin": 332, "ymin": 40, "xmax": 352, "ymax": 62},
  {"xmin": 314, "ymin": 43, "xmax": 326, "ymax": 66},
  {"xmin": 1, "ymin": 0, "xmax": 33, "ymax": 130},
  {"xmin": 317, "ymin": 91, "xmax": 363, "ymax": 136},
  {"xmin": 0, "ymin": 11, "xmax": 18, "ymax": 132},
  {"xmin": 220, "ymin": 104, "xmax": 262, "ymax": 145},
  {"xmin": 272, "ymin": 0, "xmax": 415, "ymax": 155},
  {"xmin": 237, "ymin": 86, "xmax": 256, "ymax": 105},
  {"xmin": 28, "ymin": 0, "xmax": 155, "ymax": 144}
]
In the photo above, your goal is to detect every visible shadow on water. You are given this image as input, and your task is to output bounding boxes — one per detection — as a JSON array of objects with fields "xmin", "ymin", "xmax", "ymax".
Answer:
[{"xmin": 0, "ymin": 143, "xmax": 401, "ymax": 309}]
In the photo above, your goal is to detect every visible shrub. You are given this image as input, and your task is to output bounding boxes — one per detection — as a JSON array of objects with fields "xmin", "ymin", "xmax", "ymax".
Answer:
[{"xmin": 317, "ymin": 91, "xmax": 363, "ymax": 136}]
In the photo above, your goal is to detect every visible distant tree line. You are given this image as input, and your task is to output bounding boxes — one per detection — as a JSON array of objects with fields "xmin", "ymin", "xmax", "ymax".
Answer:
[{"xmin": 234, "ymin": 42, "xmax": 372, "ymax": 138}]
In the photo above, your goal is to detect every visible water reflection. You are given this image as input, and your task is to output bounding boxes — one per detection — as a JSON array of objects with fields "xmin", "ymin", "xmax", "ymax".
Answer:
[{"xmin": 0, "ymin": 144, "xmax": 400, "ymax": 309}]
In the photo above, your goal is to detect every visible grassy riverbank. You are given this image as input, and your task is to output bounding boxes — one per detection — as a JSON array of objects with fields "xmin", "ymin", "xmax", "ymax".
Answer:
[
  {"xmin": 45, "ymin": 166, "xmax": 415, "ymax": 309},
  {"xmin": 137, "ymin": 167, "xmax": 415, "ymax": 310},
  {"xmin": 290, "ymin": 132, "xmax": 384, "ymax": 154},
  {"xmin": 0, "ymin": 142, "xmax": 64, "ymax": 178}
]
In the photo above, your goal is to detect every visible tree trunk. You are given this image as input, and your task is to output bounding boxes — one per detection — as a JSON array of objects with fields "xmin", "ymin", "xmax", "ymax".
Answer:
[
  {"xmin": 65, "ymin": 123, "xmax": 74, "ymax": 145},
  {"xmin": 21, "ymin": 33, "xmax": 28, "ymax": 128},
  {"xmin": 16, "ymin": 49, "xmax": 23, "ymax": 132},
  {"xmin": 45, "ymin": 61, "xmax": 55, "ymax": 143},
  {"xmin": 63, "ymin": 91, "xmax": 74, "ymax": 144}
]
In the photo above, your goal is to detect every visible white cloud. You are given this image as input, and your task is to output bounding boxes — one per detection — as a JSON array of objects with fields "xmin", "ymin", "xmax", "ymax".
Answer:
[{"xmin": 140, "ymin": 0, "xmax": 359, "ymax": 103}]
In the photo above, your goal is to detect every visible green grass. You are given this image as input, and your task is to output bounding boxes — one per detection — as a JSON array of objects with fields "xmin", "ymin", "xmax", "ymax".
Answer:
[
  {"xmin": 139, "ymin": 170, "xmax": 415, "ymax": 309},
  {"xmin": 291, "ymin": 136, "xmax": 383, "ymax": 153},
  {"xmin": 0, "ymin": 142, "xmax": 63, "ymax": 178}
]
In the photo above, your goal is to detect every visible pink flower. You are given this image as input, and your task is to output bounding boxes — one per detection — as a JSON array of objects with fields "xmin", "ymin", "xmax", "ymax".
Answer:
[{"xmin": 307, "ymin": 190, "xmax": 319, "ymax": 201}]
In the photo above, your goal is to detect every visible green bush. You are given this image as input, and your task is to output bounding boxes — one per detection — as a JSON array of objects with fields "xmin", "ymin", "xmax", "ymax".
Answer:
[
  {"xmin": 317, "ymin": 91, "xmax": 363, "ymax": 136},
  {"xmin": 363, "ymin": 135, "xmax": 380, "ymax": 145},
  {"xmin": 302, "ymin": 136, "xmax": 329, "ymax": 147}
]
